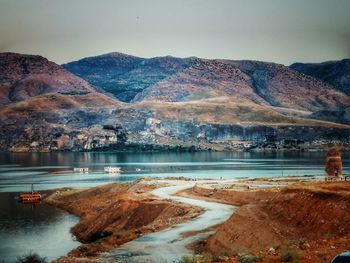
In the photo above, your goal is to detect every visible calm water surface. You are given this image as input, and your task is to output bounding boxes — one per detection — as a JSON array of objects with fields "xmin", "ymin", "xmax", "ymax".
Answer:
[
  {"xmin": 0, "ymin": 192, "xmax": 79, "ymax": 262},
  {"xmin": 0, "ymin": 151, "xmax": 349, "ymax": 262},
  {"xmin": 1, "ymin": 151, "xmax": 349, "ymax": 192}
]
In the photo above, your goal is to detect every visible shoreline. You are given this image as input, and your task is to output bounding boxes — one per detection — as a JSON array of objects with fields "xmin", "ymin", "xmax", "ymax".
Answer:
[
  {"xmin": 179, "ymin": 179, "xmax": 350, "ymax": 263},
  {"xmin": 4, "ymin": 149, "xmax": 349, "ymax": 154},
  {"xmin": 42, "ymin": 176, "xmax": 350, "ymax": 262},
  {"xmin": 45, "ymin": 180, "xmax": 204, "ymax": 262},
  {"xmin": 3, "ymin": 145, "xmax": 350, "ymax": 153}
]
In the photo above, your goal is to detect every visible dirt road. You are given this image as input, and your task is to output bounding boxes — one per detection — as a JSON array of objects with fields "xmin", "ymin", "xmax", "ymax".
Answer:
[{"xmin": 106, "ymin": 180, "xmax": 235, "ymax": 263}]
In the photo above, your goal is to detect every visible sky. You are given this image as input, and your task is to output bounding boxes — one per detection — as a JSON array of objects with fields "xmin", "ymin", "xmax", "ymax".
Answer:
[{"xmin": 0, "ymin": 0, "xmax": 349, "ymax": 65}]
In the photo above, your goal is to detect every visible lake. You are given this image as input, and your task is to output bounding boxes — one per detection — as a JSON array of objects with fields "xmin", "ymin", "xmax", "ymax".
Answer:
[{"xmin": 0, "ymin": 151, "xmax": 349, "ymax": 261}]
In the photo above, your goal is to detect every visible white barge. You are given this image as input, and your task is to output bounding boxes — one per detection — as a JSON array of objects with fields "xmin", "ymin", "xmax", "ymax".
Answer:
[
  {"xmin": 104, "ymin": 166, "xmax": 121, "ymax": 173},
  {"xmin": 74, "ymin": 167, "xmax": 89, "ymax": 173}
]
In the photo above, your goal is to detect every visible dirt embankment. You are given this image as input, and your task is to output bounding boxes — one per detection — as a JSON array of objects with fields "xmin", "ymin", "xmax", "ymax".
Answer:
[
  {"xmin": 45, "ymin": 181, "xmax": 202, "ymax": 262},
  {"xmin": 182, "ymin": 181, "xmax": 350, "ymax": 263}
]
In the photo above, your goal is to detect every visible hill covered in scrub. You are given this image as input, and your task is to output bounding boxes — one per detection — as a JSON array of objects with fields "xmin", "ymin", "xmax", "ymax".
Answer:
[
  {"xmin": 0, "ymin": 52, "xmax": 349, "ymax": 152},
  {"xmin": 290, "ymin": 59, "xmax": 350, "ymax": 96},
  {"xmin": 62, "ymin": 53, "xmax": 196, "ymax": 102}
]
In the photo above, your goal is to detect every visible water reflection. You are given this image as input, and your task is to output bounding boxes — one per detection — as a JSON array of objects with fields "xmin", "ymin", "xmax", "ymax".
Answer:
[
  {"xmin": 0, "ymin": 192, "xmax": 79, "ymax": 262},
  {"xmin": 0, "ymin": 151, "xmax": 349, "ymax": 193}
]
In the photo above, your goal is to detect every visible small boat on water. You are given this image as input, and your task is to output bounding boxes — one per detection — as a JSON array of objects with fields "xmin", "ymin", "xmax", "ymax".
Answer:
[
  {"xmin": 104, "ymin": 166, "xmax": 121, "ymax": 173},
  {"xmin": 19, "ymin": 184, "xmax": 42, "ymax": 203}
]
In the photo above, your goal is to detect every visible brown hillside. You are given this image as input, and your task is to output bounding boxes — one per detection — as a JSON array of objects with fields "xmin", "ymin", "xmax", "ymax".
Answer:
[
  {"xmin": 229, "ymin": 60, "xmax": 350, "ymax": 111},
  {"xmin": 134, "ymin": 59, "xmax": 350, "ymax": 112},
  {"xmin": 203, "ymin": 182, "xmax": 350, "ymax": 263},
  {"xmin": 45, "ymin": 182, "xmax": 202, "ymax": 261},
  {"xmin": 133, "ymin": 59, "xmax": 267, "ymax": 105},
  {"xmin": 135, "ymin": 97, "xmax": 350, "ymax": 128},
  {"xmin": 0, "ymin": 52, "xmax": 97, "ymax": 104}
]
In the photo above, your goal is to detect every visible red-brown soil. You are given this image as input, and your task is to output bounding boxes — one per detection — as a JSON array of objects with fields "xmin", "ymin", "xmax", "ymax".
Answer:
[
  {"xmin": 0, "ymin": 52, "xmax": 97, "ymax": 104},
  {"xmin": 181, "ymin": 181, "xmax": 350, "ymax": 263},
  {"xmin": 45, "ymin": 181, "xmax": 202, "ymax": 262}
]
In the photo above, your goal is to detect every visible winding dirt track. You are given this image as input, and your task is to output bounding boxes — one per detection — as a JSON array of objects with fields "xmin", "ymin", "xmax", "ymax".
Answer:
[{"xmin": 105, "ymin": 181, "xmax": 235, "ymax": 263}]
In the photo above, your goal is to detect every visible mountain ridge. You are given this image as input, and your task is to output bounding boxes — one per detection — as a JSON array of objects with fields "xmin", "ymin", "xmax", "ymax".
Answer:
[
  {"xmin": 0, "ymin": 52, "xmax": 349, "ymax": 152},
  {"xmin": 63, "ymin": 53, "xmax": 349, "ymax": 111},
  {"xmin": 62, "ymin": 53, "xmax": 197, "ymax": 102}
]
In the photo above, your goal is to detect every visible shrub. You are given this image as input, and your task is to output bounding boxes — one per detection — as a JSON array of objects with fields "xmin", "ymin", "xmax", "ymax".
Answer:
[
  {"xmin": 58, "ymin": 90, "xmax": 90, "ymax": 96},
  {"xmin": 182, "ymin": 253, "xmax": 213, "ymax": 263},
  {"xmin": 281, "ymin": 246, "xmax": 299, "ymax": 262},
  {"xmin": 298, "ymin": 240, "xmax": 308, "ymax": 250},
  {"xmin": 315, "ymin": 250, "xmax": 328, "ymax": 261},
  {"xmin": 237, "ymin": 253, "xmax": 261, "ymax": 263},
  {"xmin": 16, "ymin": 252, "xmax": 47, "ymax": 263}
]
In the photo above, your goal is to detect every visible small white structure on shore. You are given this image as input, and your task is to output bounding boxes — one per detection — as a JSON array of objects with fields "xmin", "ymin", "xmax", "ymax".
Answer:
[
  {"xmin": 104, "ymin": 166, "xmax": 121, "ymax": 173},
  {"xmin": 74, "ymin": 167, "xmax": 89, "ymax": 173}
]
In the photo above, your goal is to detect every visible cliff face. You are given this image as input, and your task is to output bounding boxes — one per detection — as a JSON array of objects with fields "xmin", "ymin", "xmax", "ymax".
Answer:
[
  {"xmin": 0, "ymin": 52, "xmax": 350, "ymax": 152},
  {"xmin": 2, "ymin": 101, "xmax": 349, "ymax": 152}
]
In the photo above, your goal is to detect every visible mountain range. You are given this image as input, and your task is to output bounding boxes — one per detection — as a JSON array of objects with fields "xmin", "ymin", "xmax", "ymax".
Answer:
[{"xmin": 0, "ymin": 52, "xmax": 349, "ymax": 152}]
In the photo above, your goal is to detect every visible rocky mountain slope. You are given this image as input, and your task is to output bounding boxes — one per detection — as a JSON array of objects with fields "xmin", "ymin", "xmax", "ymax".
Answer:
[
  {"xmin": 0, "ymin": 53, "xmax": 123, "ymax": 151},
  {"xmin": 65, "ymin": 53, "xmax": 349, "ymax": 112},
  {"xmin": 290, "ymin": 59, "xmax": 350, "ymax": 96},
  {"xmin": 134, "ymin": 59, "xmax": 349, "ymax": 112},
  {"xmin": 0, "ymin": 53, "xmax": 100, "ymax": 105},
  {"xmin": 63, "ymin": 53, "xmax": 195, "ymax": 102},
  {"xmin": 0, "ymin": 52, "xmax": 349, "ymax": 152}
]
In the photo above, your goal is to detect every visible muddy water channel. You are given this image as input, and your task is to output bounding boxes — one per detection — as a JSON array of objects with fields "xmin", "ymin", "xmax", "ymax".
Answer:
[{"xmin": 107, "ymin": 181, "xmax": 235, "ymax": 263}]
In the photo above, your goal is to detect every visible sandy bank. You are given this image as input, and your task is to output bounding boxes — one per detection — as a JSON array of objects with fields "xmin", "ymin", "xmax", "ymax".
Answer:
[
  {"xmin": 44, "ymin": 180, "xmax": 202, "ymax": 262},
  {"xmin": 181, "ymin": 180, "xmax": 350, "ymax": 263},
  {"xmin": 44, "ymin": 176, "xmax": 350, "ymax": 263}
]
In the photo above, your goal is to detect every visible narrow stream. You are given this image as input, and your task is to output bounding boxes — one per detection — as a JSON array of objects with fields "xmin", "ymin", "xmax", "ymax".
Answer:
[{"xmin": 107, "ymin": 181, "xmax": 235, "ymax": 263}]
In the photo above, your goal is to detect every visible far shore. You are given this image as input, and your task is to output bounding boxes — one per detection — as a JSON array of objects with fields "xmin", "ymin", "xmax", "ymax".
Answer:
[{"xmin": 4, "ymin": 144, "xmax": 350, "ymax": 154}]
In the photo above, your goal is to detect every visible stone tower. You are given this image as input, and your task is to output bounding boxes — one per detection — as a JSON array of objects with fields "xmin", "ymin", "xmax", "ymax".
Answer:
[{"xmin": 325, "ymin": 148, "xmax": 343, "ymax": 178}]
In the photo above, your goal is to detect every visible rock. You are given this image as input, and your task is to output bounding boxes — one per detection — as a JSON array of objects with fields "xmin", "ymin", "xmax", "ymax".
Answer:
[{"xmin": 268, "ymin": 247, "xmax": 276, "ymax": 255}]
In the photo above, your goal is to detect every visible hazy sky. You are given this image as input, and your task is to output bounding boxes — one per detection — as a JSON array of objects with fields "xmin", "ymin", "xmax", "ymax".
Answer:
[{"xmin": 0, "ymin": 0, "xmax": 349, "ymax": 65}]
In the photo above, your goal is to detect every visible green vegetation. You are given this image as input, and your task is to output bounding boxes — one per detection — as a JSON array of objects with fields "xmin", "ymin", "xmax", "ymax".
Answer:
[
  {"xmin": 58, "ymin": 90, "xmax": 90, "ymax": 96},
  {"xmin": 182, "ymin": 252, "xmax": 262, "ymax": 263},
  {"xmin": 16, "ymin": 252, "xmax": 47, "ymax": 263},
  {"xmin": 281, "ymin": 245, "xmax": 299, "ymax": 262},
  {"xmin": 90, "ymin": 142, "xmax": 200, "ymax": 153},
  {"xmin": 237, "ymin": 253, "xmax": 262, "ymax": 263},
  {"xmin": 182, "ymin": 254, "xmax": 213, "ymax": 263},
  {"xmin": 298, "ymin": 240, "xmax": 308, "ymax": 250}
]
